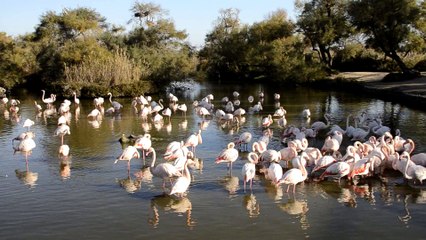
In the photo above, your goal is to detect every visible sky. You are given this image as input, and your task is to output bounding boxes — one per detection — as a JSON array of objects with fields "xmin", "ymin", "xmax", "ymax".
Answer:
[{"xmin": 0, "ymin": 0, "xmax": 295, "ymax": 47}]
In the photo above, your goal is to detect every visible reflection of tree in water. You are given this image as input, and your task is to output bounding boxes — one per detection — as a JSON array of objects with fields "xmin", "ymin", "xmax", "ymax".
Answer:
[
  {"xmin": 148, "ymin": 194, "xmax": 196, "ymax": 229},
  {"xmin": 243, "ymin": 193, "xmax": 260, "ymax": 218}
]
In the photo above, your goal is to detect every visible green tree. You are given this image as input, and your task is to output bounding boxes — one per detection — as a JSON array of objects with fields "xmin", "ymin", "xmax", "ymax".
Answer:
[
  {"xmin": 347, "ymin": 0, "xmax": 422, "ymax": 74},
  {"xmin": 296, "ymin": 0, "xmax": 352, "ymax": 68},
  {"xmin": 126, "ymin": 1, "xmax": 196, "ymax": 87},
  {"xmin": 33, "ymin": 7, "xmax": 110, "ymax": 89},
  {"xmin": 0, "ymin": 33, "xmax": 37, "ymax": 89}
]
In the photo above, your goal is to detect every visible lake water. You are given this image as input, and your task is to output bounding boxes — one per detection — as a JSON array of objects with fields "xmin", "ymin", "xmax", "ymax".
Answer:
[{"xmin": 1, "ymin": 81, "xmax": 425, "ymax": 239}]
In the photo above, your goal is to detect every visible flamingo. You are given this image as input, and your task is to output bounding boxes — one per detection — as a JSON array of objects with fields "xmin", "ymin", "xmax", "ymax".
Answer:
[
  {"xmin": 273, "ymin": 107, "xmax": 286, "ymax": 118},
  {"xmin": 268, "ymin": 161, "xmax": 283, "ymax": 184},
  {"xmin": 234, "ymin": 131, "xmax": 252, "ymax": 152},
  {"xmin": 13, "ymin": 134, "xmax": 36, "ymax": 163},
  {"xmin": 23, "ymin": 119, "xmax": 34, "ymax": 131},
  {"xmin": 252, "ymin": 140, "xmax": 268, "ymax": 154},
  {"xmin": 242, "ymin": 152, "xmax": 259, "ymax": 191},
  {"xmin": 54, "ymin": 124, "xmax": 71, "ymax": 145},
  {"xmin": 311, "ymin": 113, "xmax": 330, "ymax": 132},
  {"xmin": 216, "ymin": 142, "xmax": 239, "ymax": 172},
  {"xmin": 278, "ymin": 155, "xmax": 308, "ymax": 193},
  {"xmin": 185, "ymin": 130, "xmax": 202, "ymax": 155},
  {"xmin": 319, "ymin": 162, "xmax": 350, "ymax": 183},
  {"xmin": 302, "ymin": 108, "xmax": 311, "ymax": 118},
  {"xmin": 162, "ymin": 108, "xmax": 172, "ymax": 122},
  {"xmin": 169, "ymin": 157, "xmax": 192, "ymax": 197},
  {"xmin": 261, "ymin": 114, "xmax": 273, "ymax": 128},
  {"xmin": 115, "ymin": 146, "xmax": 140, "ymax": 174},
  {"xmin": 41, "ymin": 90, "xmax": 56, "ymax": 106},
  {"xmin": 274, "ymin": 93, "xmax": 280, "ymax": 101},
  {"xmin": 400, "ymin": 151, "xmax": 426, "ymax": 184},
  {"xmin": 73, "ymin": 92, "xmax": 80, "ymax": 106},
  {"xmin": 134, "ymin": 133, "xmax": 152, "ymax": 163},
  {"xmin": 248, "ymin": 95, "xmax": 254, "ymax": 103},
  {"xmin": 146, "ymin": 147, "xmax": 182, "ymax": 188},
  {"xmin": 107, "ymin": 92, "xmax": 123, "ymax": 112},
  {"xmin": 34, "ymin": 101, "xmax": 42, "ymax": 112},
  {"xmin": 87, "ymin": 108, "xmax": 102, "ymax": 120},
  {"xmin": 177, "ymin": 103, "xmax": 188, "ymax": 117},
  {"xmin": 150, "ymin": 99, "xmax": 164, "ymax": 114},
  {"xmin": 164, "ymin": 141, "xmax": 187, "ymax": 161}
]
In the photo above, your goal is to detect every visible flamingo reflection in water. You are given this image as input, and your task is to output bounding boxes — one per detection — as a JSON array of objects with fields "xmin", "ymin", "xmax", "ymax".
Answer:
[
  {"xmin": 118, "ymin": 175, "xmax": 142, "ymax": 194},
  {"xmin": 243, "ymin": 193, "xmax": 260, "ymax": 218},
  {"xmin": 277, "ymin": 195, "xmax": 310, "ymax": 231},
  {"xmin": 149, "ymin": 194, "xmax": 196, "ymax": 229}
]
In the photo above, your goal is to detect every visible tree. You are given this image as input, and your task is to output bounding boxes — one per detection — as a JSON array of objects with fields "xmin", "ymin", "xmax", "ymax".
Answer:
[
  {"xmin": 347, "ymin": 0, "xmax": 422, "ymax": 74},
  {"xmin": 296, "ymin": 0, "xmax": 352, "ymax": 68}
]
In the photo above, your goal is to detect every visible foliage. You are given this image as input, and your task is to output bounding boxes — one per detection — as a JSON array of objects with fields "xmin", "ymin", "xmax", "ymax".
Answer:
[
  {"xmin": 0, "ymin": 33, "xmax": 38, "ymax": 89},
  {"xmin": 295, "ymin": 0, "xmax": 353, "ymax": 68},
  {"xmin": 63, "ymin": 48, "xmax": 143, "ymax": 96},
  {"xmin": 347, "ymin": 0, "xmax": 422, "ymax": 74}
]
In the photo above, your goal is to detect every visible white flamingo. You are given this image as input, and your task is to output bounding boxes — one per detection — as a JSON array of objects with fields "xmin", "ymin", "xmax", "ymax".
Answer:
[
  {"xmin": 54, "ymin": 124, "xmax": 71, "ymax": 145},
  {"xmin": 242, "ymin": 152, "xmax": 259, "ymax": 191},
  {"xmin": 169, "ymin": 157, "xmax": 192, "ymax": 197},
  {"xmin": 41, "ymin": 90, "xmax": 56, "ymax": 106},
  {"xmin": 185, "ymin": 130, "xmax": 202, "ymax": 155},
  {"xmin": 73, "ymin": 92, "xmax": 80, "ymax": 106}
]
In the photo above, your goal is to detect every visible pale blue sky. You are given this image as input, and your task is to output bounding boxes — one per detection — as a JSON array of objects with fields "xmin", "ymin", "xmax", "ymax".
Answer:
[{"xmin": 0, "ymin": 0, "xmax": 295, "ymax": 47}]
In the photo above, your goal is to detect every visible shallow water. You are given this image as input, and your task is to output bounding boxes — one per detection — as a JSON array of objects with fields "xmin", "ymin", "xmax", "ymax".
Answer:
[{"xmin": 1, "ymin": 82, "xmax": 425, "ymax": 240}]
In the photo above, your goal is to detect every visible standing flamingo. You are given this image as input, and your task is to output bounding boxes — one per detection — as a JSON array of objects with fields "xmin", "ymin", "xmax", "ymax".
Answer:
[
  {"xmin": 169, "ymin": 157, "xmax": 192, "ymax": 197},
  {"xmin": 23, "ymin": 119, "xmax": 35, "ymax": 132},
  {"xmin": 115, "ymin": 146, "xmax": 140, "ymax": 174},
  {"xmin": 177, "ymin": 103, "xmax": 188, "ymax": 117},
  {"xmin": 278, "ymin": 155, "xmax": 308, "ymax": 193},
  {"xmin": 54, "ymin": 124, "xmax": 71, "ymax": 145},
  {"xmin": 146, "ymin": 147, "xmax": 182, "ymax": 189},
  {"xmin": 14, "ymin": 134, "xmax": 36, "ymax": 163},
  {"xmin": 242, "ymin": 152, "xmax": 259, "ymax": 191},
  {"xmin": 185, "ymin": 130, "xmax": 202, "ymax": 155},
  {"xmin": 319, "ymin": 162, "xmax": 351, "ymax": 184},
  {"xmin": 41, "ymin": 90, "xmax": 56, "ymax": 107},
  {"xmin": 73, "ymin": 92, "xmax": 80, "ymax": 106},
  {"xmin": 107, "ymin": 92, "xmax": 123, "ymax": 112},
  {"xmin": 234, "ymin": 131, "xmax": 252, "ymax": 152},
  {"xmin": 134, "ymin": 133, "xmax": 152, "ymax": 164},
  {"xmin": 216, "ymin": 142, "xmax": 239, "ymax": 173}
]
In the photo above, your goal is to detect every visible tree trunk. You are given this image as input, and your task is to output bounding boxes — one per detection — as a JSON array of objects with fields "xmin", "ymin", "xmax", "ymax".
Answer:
[{"xmin": 388, "ymin": 50, "xmax": 409, "ymax": 74}]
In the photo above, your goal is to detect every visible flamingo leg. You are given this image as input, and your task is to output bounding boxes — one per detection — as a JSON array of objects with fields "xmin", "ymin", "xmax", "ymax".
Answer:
[
  {"xmin": 286, "ymin": 184, "xmax": 290, "ymax": 193},
  {"xmin": 61, "ymin": 135, "xmax": 64, "ymax": 145}
]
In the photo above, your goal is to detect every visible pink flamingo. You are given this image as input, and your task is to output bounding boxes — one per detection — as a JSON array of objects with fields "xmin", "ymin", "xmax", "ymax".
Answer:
[
  {"xmin": 115, "ymin": 146, "xmax": 140, "ymax": 174},
  {"xmin": 278, "ymin": 155, "xmax": 308, "ymax": 193},
  {"xmin": 216, "ymin": 142, "xmax": 239, "ymax": 173}
]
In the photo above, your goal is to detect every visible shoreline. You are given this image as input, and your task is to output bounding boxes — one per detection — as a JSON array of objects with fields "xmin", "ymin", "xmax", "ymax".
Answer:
[{"xmin": 318, "ymin": 72, "xmax": 426, "ymax": 111}]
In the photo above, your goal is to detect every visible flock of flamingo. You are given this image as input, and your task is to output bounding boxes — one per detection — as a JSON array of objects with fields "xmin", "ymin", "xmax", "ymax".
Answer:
[{"xmin": 2, "ymin": 85, "xmax": 426, "ymax": 195}]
